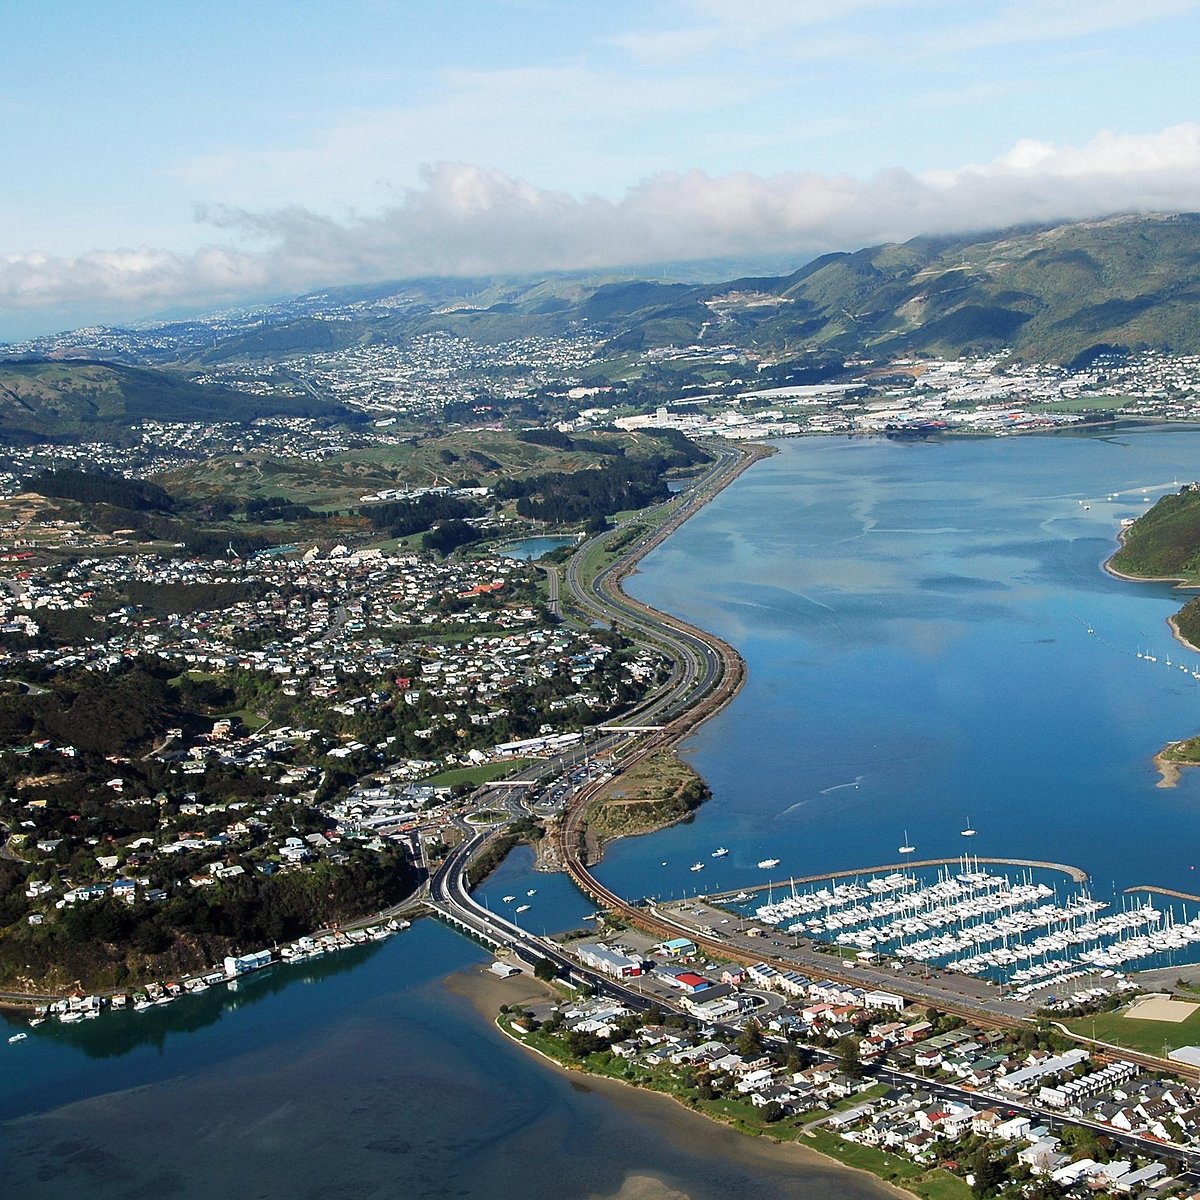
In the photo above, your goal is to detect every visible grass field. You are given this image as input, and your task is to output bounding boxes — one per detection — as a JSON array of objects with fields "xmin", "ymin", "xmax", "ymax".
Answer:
[
  {"xmin": 1030, "ymin": 395, "xmax": 1131, "ymax": 413},
  {"xmin": 162, "ymin": 430, "xmax": 686, "ymax": 511},
  {"xmin": 804, "ymin": 1128, "xmax": 970, "ymax": 1200},
  {"xmin": 417, "ymin": 759, "xmax": 535, "ymax": 789},
  {"xmin": 1066, "ymin": 1003, "xmax": 1200, "ymax": 1055}
]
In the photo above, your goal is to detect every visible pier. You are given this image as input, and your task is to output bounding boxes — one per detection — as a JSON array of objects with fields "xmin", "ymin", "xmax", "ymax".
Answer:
[{"xmin": 1124, "ymin": 885, "xmax": 1200, "ymax": 904}]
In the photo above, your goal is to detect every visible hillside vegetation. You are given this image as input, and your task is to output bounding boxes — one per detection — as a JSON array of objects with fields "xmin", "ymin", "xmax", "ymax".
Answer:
[
  {"xmin": 583, "ymin": 750, "xmax": 710, "ymax": 861},
  {"xmin": 191, "ymin": 213, "xmax": 1200, "ymax": 367},
  {"xmin": 1110, "ymin": 487, "xmax": 1200, "ymax": 580},
  {"xmin": 0, "ymin": 360, "xmax": 345, "ymax": 440},
  {"xmin": 161, "ymin": 428, "xmax": 706, "ymax": 512}
]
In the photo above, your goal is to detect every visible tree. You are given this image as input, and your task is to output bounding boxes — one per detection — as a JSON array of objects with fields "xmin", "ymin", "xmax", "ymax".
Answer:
[
  {"xmin": 737, "ymin": 1022, "xmax": 764, "ymax": 1058},
  {"xmin": 970, "ymin": 1148, "xmax": 1005, "ymax": 1198},
  {"xmin": 533, "ymin": 957, "xmax": 557, "ymax": 982},
  {"xmin": 835, "ymin": 1034, "xmax": 863, "ymax": 1079},
  {"xmin": 565, "ymin": 1029, "xmax": 606, "ymax": 1058},
  {"xmin": 761, "ymin": 1100, "xmax": 785, "ymax": 1124}
]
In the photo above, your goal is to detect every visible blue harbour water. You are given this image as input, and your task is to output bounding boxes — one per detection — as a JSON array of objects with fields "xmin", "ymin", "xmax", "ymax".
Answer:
[
  {"xmin": 0, "ymin": 922, "xmax": 881, "ymax": 1199},
  {"xmin": 6, "ymin": 428, "xmax": 1200, "ymax": 1196},
  {"xmin": 598, "ymin": 430, "xmax": 1200, "ymax": 908},
  {"xmin": 497, "ymin": 535, "xmax": 576, "ymax": 561}
]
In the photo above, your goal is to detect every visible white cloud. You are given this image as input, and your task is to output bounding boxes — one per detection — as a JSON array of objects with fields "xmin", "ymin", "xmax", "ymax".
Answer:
[
  {"xmin": 3, "ymin": 125, "xmax": 1200, "ymax": 318},
  {"xmin": 613, "ymin": 0, "xmax": 1200, "ymax": 61},
  {"xmin": 173, "ymin": 63, "xmax": 748, "ymax": 211},
  {"xmin": 611, "ymin": 0, "xmax": 914, "ymax": 59},
  {"xmin": 929, "ymin": 0, "xmax": 1200, "ymax": 51}
]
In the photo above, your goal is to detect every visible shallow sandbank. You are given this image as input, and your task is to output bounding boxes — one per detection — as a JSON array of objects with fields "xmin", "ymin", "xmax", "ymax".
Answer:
[{"xmin": 445, "ymin": 965, "xmax": 906, "ymax": 1200}]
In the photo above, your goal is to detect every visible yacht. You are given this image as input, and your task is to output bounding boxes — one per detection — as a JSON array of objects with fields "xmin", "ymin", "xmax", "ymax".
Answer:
[
  {"xmin": 515, "ymin": 904, "xmax": 531, "ymax": 913},
  {"xmin": 502, "ymin": 895, "xmax": 516, "ymax": 903},
  {"xmin": 758, "ymin": 858, "xmax": 780, "ymax": 869},
  {"xmin": 711, "ymin": 847, "xmax": 729, "ymax": 858},
  {"xmin": 690, "ymin": 862, "xmax": 705, "ymax": 872},
  {"xmin": 8, "ymin": 1032, "xmax": 27, "ymax": 1044}
]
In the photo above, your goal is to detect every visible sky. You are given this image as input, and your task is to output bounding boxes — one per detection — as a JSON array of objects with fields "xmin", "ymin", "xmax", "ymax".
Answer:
[{"xmin": 3, "ymin": 0, "xmax": 1200, "ymax": 337}]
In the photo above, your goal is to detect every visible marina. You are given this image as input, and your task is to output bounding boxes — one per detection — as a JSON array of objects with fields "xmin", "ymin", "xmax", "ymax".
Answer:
[{"xmin": 718, "ymin": 855, "xmax": 1200, "ymax": 1001}]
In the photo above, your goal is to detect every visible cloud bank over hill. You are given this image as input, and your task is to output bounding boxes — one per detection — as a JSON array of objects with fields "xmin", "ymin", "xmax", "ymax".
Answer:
[{"xmin": 4, "ymin": 123, "xmax": 1200, "ymax": 320}]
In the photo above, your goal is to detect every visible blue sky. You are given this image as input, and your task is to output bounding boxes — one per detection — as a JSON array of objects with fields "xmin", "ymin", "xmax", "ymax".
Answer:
[{"xmin": 3, "ymin": 0, "xmax": 1200, "ymax": 335}]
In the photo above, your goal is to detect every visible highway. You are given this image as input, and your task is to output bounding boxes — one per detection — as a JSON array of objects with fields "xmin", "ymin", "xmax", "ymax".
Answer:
[
  {"xmin": 426, "ymin": 826, "xmax": 653, "ymax": 1012},
  {"xmin": 433, "ymin": 441, "xmax": 1061, "ymax": 1032},
  {"xmin": 427, "ymin": 838, "xmax": 1200, "ymax": 1183},
  {"xmin": 417, "ymin": 441, "xmax": 1200, "ymax": 1186}
]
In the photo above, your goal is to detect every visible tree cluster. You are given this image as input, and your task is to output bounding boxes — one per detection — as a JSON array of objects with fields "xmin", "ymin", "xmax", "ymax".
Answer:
[
  {"xmin": 362, "ymin": 493, "xmax": 485, "ymax": 538},
  {"xmin": 28, "ymin": 467, "xmax": 176, "ymax": 512}
]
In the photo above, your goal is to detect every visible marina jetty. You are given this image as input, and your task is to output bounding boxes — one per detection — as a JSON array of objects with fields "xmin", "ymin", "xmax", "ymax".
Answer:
[{"xmin": 1125, "ymin": 885, "xmax": 1200, "ymax": 904}]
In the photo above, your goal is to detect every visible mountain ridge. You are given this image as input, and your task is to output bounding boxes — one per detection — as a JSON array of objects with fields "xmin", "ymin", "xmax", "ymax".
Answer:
[
  {"xmin": 0, "ymin": 360, "xmax": 349, "ymax": 441},
  {"xmin": 178, "ymin": 212, "xmax": 1200, "ymax": 367}
]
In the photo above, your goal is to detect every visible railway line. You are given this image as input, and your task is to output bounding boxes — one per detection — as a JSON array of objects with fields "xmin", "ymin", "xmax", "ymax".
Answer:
[{"xmin": 440, "ymin": 442, "xmax": 1200, "ymax": 1080}]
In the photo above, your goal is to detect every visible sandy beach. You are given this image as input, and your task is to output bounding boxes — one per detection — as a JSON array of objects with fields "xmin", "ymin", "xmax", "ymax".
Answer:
[
  {"xmin": 445, "ymin": 965, "xmax": 908, "ymax": 1200},
  {"xmin": 1153, "ymin": 745, "xmax": 1185, "ymax": 788}
]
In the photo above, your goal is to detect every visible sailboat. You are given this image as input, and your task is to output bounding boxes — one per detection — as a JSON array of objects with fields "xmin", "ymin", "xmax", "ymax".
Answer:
[
  {"xmin": 961, "ymin": 818, "xmax": 976, "ymax": 838},
  {"xmin": 898, "ymin": 831, "xmax": 916, "ymax": 855}
]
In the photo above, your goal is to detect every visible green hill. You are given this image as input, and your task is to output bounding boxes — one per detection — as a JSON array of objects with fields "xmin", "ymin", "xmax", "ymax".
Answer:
[
  {"xmin": 677, "ymin": 213, "xmax": 1200, "ymax": 363},
  {"xmin": 106, "ymin": 212, "xmax": 1200, "ymax": 370},
  {"xmin": 232, "ymin": 213, "xmax": 1200, "ymax": 367},
  {"xmin": 0, "ymin": 360, "xmax": 345, "ymax": 440},
  {"xmin": 1110, "ymin": 488, "xmax": 1200, "ymax": 581},
  {"xmin": 1109, "ymin": 486, "xmax": 1200, "ymax": 651}
]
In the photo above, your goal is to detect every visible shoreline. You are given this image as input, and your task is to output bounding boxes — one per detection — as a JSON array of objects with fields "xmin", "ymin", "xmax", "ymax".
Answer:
[
  {"xmin": 1103, "ymin": 533, "xmax": 1200, "ymax": 653},
  {"xmin": 445, "ymin": 964, "xmax": 909, "ymax": 1200},
  {"xmin": 1169, "ymin": 612, "xmax": 1200, "ymax": 655},
  {"xmin": 1153, "ymin": 745, "xmax": 1185, "ymax": 789},
  {"xmin": 1105, "ymin": 526, "xmax": 1200, "ymax": 777}
]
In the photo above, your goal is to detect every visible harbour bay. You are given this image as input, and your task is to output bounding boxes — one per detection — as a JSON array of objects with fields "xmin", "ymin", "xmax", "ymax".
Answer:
[
  {"xmin": 8, "ymin": 428, "xmax": 1200, "ymax": 1195},
  {"xmin": 597, "ymin": 430, "xmax": 1200, "ymax": 908}
]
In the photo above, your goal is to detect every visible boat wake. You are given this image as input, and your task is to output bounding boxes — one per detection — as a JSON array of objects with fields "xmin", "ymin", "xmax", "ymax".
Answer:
[
  {"xmin": 819, "ymin": 775, "xmax": 865, "ymax": 796},
  {"xmin": 779, "ymin": 775, "xmax": 865, "ymax": 817}
]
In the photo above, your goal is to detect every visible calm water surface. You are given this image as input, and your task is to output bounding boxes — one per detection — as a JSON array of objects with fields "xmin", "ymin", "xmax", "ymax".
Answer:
[
  {"xmin": 600, "ymin": 430, "xmax": 1200, "ymax": 905},
  {"xmin": 497, "ymin": 535, "xmax": 575, "ymax": 561},
  {"xmin": 6, "ymin": 429, "xmax": 1200, "ymax": 1196},
  {"xmin": 0, "ymin": 924, "xmax": 880, "ymax": 1199}
]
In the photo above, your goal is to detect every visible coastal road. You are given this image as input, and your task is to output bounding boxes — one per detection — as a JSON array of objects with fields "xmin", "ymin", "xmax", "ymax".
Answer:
[
  {"xmin": 427, "ymin": 827, "xmax": 653, "ymax": 1012},
  {"xmin": 451, "ymin": 439, "xmax": 1200, "ymax": 1057}
]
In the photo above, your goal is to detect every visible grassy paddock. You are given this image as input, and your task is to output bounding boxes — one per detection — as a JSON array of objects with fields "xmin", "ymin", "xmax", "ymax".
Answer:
[
  {"xmin": 1029, "ymin": 395, "xmax": 1130, "ymax": 413},
  {"xmin": 416, "ymin": 759, "xmax": 536, "ymax": 789},
  {"xmin": 1066, "ymin": 1003, "xmax": 1200, "ymax": 1055}
]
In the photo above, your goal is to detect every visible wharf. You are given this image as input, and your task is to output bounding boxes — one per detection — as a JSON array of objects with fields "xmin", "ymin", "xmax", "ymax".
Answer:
[{"xmin": 706, "ymin": 856, "xmax": 1089, "ymax": 902}]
